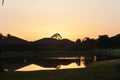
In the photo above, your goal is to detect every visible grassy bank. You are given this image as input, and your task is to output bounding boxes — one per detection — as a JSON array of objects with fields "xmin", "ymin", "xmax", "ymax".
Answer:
[
  {"xmin": 95, "ymin": 49, "xmax": 120, "ymax": 58},
  {"xmin": 1, "ymin": 49, "xmax": 120, "ymax": 59},
  {"xmin": 107, "ymin": 49, "xmax": 120, "ymax": 56},
  {"xmin": 0, "ymin": 59, "xmax": 120, "ymax": 80}
]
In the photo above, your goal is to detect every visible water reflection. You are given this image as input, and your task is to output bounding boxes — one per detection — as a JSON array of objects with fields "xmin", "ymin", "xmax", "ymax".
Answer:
[
  {"xmin": 15, "ymin": 61, "xmax": 86, "ymax": 71},
  {"xmin": 44, "ymin": 57, "xmax": 80, "ymax": 59},
  {"xmin": 2, "ymin": 56, "xmax": 96, "ymax": 71},
  {"xmin": 16, "ymin": 64, "xmax": 55, "ymax": 71},
  {"xmin": 15, "ymin": 56, "xmax": 87, "ymax": 71},
  {"xmin": 56, "ymin": 62, "xmax": 85, "ymax": 70}
]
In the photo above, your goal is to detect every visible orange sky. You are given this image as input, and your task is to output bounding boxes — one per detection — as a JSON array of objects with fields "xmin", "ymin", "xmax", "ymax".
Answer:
[{"xmin": 0, "ymin": 0, "xmax": 120, "ymax": 41}]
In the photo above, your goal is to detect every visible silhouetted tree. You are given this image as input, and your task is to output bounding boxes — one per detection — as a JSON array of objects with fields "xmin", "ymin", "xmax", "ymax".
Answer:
[
  {"xmin": 97, "ymin": 35, "xmax": 110, "ymax": 50},
  {"xmin": 81, "ymin": 37, "xmax": 96, "ymax": 50},
  {"xmin": 0, "ymin": 33, "xmax": 4, "ymax": 39},
  {"xmin": 7, "ymin": 34, "xmax": 12, "ymax": 37},
  {"xmin": 110, "ymin": 34, "xmax": 120, "ymax": 48},
  {"xmin": 74, "ymin": 39, "xmax": 81, "ymax": 50},
  {"xmin": 0, "ymin": 33, "xmax": 2, "ymax": 39},
  {"xmin": 51, "ymin": 33, "xmax": 62, "ymax": 40}
]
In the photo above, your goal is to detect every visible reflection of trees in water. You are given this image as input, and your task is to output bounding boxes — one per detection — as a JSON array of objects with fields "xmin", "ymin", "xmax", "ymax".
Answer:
[
  {"xmin": 83, "ymin": 56, "xmax": 97, "ymax": 65},
  {"xmin": 2, "ymin": 56, "xmax": 97, "ymax": 71},
  {"xmin": 76, "ymin": 56, "xmax": 85, "ymax": 66},
  {"xmin": 76, "ymin": 56, "xmax": 97, "ymax": 66}
]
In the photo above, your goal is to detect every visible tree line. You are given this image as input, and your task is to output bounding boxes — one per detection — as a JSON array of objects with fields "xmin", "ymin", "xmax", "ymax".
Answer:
[
  {"xmin": 0, "ymin": 33, "xmax": 120, "ymax": 51},
  {"xmin": 74, "ymin": 34, "xmax": 120, "ymax": 51}
]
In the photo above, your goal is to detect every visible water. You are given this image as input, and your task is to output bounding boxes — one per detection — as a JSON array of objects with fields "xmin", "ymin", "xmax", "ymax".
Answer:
[{"xmin": 3, "ymin": 56, "xmax": 97, "ymax": 71}]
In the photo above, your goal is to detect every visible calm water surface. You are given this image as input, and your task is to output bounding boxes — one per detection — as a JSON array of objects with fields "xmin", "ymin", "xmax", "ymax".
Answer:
[
  {"xmin": 15, "ymin": 56, "xmax": 96, "ymax": 71},
  {"xmin": 3, "ymin": 56, "xmax": 97, "ymax": 71}
]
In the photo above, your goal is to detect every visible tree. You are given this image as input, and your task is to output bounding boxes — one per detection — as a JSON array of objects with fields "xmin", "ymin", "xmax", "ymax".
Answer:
[
  {"xmin": 97, "ymin": 35, "xmax": 110, "ymax": 50},
  {"xmin": 7, "ymin": 34, "xmax": 12, "ymax": 37},
  {"xmin": 51, "ymin": 33, "xmax": 62, "ymax": 40},
  {"xmin": 110, "ymin": 34, "xmax": 120, "ymax": 48},
  {"xmin": 81, "ymin": 37, "xmax": 96, "ymax": 50},
  {"xmin": 74, "ymin": 39, "xmax": 81, "ymax": 50},
  {"xmin": 0, "ymin": 33, "xmax": 4, "ymax": 39}
]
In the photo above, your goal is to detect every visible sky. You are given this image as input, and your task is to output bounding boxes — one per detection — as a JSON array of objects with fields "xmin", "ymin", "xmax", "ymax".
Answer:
[{"xmin": 0, "ymin": 0, "xmax": 120, "ymax": 41}]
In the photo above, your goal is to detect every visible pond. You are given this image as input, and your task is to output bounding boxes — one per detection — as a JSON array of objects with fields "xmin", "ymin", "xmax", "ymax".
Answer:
[{"xmin": 2, "ymin": 56, "xmax": 97, "ymax": 71}]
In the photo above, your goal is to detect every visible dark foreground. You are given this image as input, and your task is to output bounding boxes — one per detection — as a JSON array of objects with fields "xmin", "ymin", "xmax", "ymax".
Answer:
[{"xmin": 0, "ymin": 59, "xmax": 120, "ymax": 80}]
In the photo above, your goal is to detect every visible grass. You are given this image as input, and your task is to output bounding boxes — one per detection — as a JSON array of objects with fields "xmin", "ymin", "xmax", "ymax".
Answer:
[
  {"xmin": 0, "ymin": 59, "xmax": 120, "ymax": 80},
  {"xmin": 93, "ymin": 48, "xmax": 120, "ymax": 58},
  {"xmin": 107, "ymin": 49, "xmax": 120, "ymax": 56}
]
